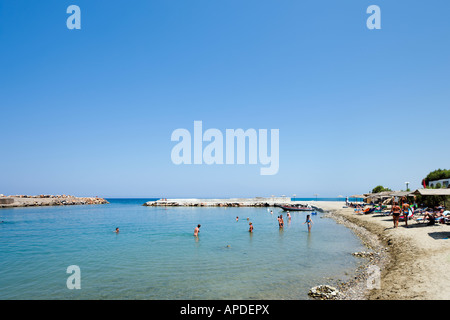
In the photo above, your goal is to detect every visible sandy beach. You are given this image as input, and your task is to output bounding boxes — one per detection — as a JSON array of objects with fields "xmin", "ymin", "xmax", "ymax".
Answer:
[{"xmin": 314, "ymin": 201, "xmax": 450, "ymax": 300}]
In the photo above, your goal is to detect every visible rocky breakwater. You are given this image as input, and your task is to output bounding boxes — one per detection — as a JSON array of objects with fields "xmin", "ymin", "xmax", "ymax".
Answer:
[
  {"xmin": 143, "ymin": 197, "xmax": 293, "ymax": 207},
  {"xmin": 0, "ymin": 195, "xmax": 109, "ymax": 208}
]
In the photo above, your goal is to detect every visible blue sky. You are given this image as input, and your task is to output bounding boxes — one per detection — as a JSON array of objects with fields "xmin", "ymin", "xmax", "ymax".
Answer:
[{"xmin": 1, "ymin": 0, "xmax": 449, "ymax": 198}]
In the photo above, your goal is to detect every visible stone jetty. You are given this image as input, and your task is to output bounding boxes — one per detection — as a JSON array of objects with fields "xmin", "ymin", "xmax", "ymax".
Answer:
[
  {"xmin": 143, "ymin": 197, "xmax": 296, "ymax": 207},
  {"xmin": 0, "ymin": 194, "xmax": 109, "ymax": 208}
]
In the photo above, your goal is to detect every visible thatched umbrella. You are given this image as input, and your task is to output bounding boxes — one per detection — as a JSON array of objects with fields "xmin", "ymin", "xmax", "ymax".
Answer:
[{"xmin": 413, "ymin": 188, "xmax": 450, "ymax": 207}]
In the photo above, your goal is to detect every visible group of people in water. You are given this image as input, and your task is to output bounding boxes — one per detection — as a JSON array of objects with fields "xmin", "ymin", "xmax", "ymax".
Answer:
[
  {"xmin": 112, "ymin": 210, "xmax": 314, "ymax": 238},
  {"xmin": 274, "ymin": 210, "xmax": 313, "ymax": 232},
  {"xmin": 194, "ymin": 210, "xmax": 314, "ymax": 236}
]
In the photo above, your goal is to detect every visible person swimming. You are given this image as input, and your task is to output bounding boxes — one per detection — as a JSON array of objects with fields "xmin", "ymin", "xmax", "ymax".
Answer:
[{"xmin": 114, "ymin": 227, "xmax": 119, "ymax": 233}]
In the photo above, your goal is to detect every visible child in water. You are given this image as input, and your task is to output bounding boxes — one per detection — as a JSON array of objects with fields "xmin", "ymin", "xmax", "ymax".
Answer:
[
  {"xmin": 278, "ymin": 215, "xmax": 284, "ymax": 228},
  {"xmin": 249, "ymin": 222, "xmax": 253, "ymax": 233},
  {"xmin": 303, "ymin": 215, "xmax": 313, "ymax": 232}
]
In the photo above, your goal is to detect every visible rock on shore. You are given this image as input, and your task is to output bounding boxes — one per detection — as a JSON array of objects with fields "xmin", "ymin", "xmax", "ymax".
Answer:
[{"xmin": 308, "ymin": 285, "xmax": 341, "ymax": 300}]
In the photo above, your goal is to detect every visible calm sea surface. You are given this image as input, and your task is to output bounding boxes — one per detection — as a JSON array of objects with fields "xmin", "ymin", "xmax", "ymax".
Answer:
[{"xmin": 0, "ymin": 199, "xmax": 365, "ymax": 299}]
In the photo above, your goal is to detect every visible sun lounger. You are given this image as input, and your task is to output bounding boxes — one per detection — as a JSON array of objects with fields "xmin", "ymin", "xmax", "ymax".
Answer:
[
  {"xmin": 413, "ymin": 208, "xmax": 428, "ymax": 215},
  {"xmin": 399, "ymin": 209, "xmax": 414, "ymax": 221},
  {"xmin": 363, "ymin": 207, "xmax": 375, "ymax": 214},
  {"xmin": 414, "ymin": 216, "xmax": 427, "ymax": 224},
  {"xmin": 414, "ymin": 215, "xmax": 439, "ymax": 225},
  {"xmin": 435, "ymin": 216, "xmax": 445, "ymax": 223},
  {"xmin": 435, "ymin": 213, "xmax": 450, "ymax": 224}
]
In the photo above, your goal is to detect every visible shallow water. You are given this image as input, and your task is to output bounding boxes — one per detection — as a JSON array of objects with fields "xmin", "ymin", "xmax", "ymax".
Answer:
[{"xmin": 0, "ymin": 199, "xmax": 365, "ymax": 299}]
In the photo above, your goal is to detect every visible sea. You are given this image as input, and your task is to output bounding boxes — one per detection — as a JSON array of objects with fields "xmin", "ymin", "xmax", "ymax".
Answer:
[{"xmin": 0, "ymin": 198, "xmax": 366, "ymax": 300}]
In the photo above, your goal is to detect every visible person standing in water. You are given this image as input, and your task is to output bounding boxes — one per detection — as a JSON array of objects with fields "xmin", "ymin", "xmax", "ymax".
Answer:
[
  {"xmin": 279, "ymin": 215, "xmax": 284, "ymax": 228},
  {"xmin": 194, "ymin": 224, "xmax": 201, "ymax": 236},
  {"xmin": 303, "ymin": 215, "xmax": 313, "ymax": 232},
  {"xmin": 249, "ymin": 222, "xmax": 253, "ymax": 233}
]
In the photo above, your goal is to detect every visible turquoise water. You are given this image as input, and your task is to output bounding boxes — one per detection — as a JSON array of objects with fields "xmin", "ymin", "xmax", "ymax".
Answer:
[{"xmin": 0, "ymin": 199, "xmax": 365, "ymax": 300}]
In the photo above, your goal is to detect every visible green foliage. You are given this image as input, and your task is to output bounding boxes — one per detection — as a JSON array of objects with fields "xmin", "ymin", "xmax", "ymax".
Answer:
[
  {"xmin": 415, "ymin": 194, "xmax": 450, "ymax": 208},
  {"xmin": 424, "ymin": 169, "xmax": 450, "ymax": 185},
  {"xmin": 371, "ymin": 185, "xmax": 392, "ymax": 193}
]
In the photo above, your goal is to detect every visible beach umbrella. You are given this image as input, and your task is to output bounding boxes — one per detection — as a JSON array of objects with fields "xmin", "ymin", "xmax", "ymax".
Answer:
[
  {"xmin": 413, "ymin": 188, "xmax": 450, "ymax": 207},
  {"xmin": 412, "ymin": 189, "xmax": 450, "ymax": 196},
  {"xmin": 350, "ymin": 194, "xmax": 365, "ymax": 201}
]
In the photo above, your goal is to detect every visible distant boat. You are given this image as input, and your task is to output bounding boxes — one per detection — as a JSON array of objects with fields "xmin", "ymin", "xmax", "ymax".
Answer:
[{"xmin": 278, "ymin": 205, "xmax": 314, "ymax": 212}]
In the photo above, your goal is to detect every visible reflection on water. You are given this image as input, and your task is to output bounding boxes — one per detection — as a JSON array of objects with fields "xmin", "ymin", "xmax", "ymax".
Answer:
[{"xmin": 306, "ymin": 232, "xmax": 312, "ymax": 249}]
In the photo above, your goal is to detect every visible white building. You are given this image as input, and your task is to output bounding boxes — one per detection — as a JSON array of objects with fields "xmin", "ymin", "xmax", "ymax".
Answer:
[{"xmin": 428, "ymin": 178, "xmax": 450, "ymax": 188}]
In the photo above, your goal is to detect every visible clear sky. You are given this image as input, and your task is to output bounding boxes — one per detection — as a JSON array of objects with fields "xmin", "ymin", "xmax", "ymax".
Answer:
[{"xmin": 1, "ymin": 0, "xmax": 449, "ymax": 198}]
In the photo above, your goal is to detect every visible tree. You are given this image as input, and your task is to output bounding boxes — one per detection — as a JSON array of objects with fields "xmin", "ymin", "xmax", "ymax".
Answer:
[
  {"xmin": 423, "ymin": 169, "xmax": 450, "ymax": 186},
  {"xmin": 371, "ymin": 185, "xmax": 392, "ymax": 193},
  {"xmin": 415, "ymin": 194, "xmax": 449, "ymax": 208}
]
